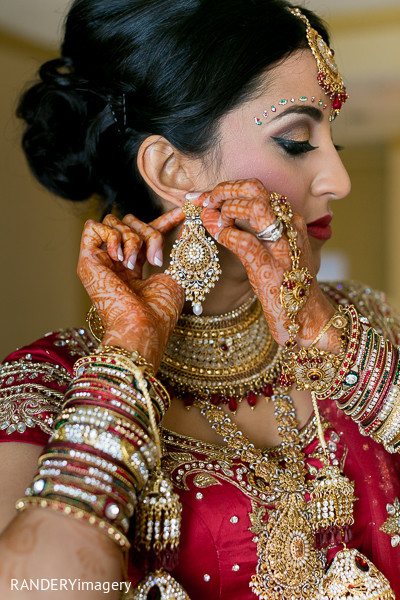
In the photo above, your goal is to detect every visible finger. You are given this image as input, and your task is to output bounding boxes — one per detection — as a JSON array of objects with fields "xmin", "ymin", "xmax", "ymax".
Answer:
[
  {"xmin": 79, "ymin": 219, "xmax": 123, "ymax": 264},
  {"xmin": 219, "ymin": 197, "xmax": 276, "ymax": 235},
  {"xmin": 149, "ymin": 207, "xmax": 185, "ymax": 235},
  {"xmin": 123, "ymin": 214, "xmax": 164, "ymax": 267},
  {"xmin": 205, "ymin": 179, "xmax": 268, "ymax": 209},
  {"xmin": 103, "ymin": 214, "xmax": 143, "ymax": 269}
]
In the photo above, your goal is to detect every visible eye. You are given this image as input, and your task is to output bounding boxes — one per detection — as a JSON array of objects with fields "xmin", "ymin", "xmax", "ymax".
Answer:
[{"xmin": 271, "ymin": 136, "xmax": 318, "ymax": 156}]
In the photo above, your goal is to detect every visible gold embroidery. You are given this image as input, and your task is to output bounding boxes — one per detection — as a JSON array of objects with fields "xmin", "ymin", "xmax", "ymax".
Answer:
[
  {"xmin": 52, "ymin": 328, "xmax": 97, "ymax": 357},
  {"xmin": 380, "ymin": 498, "xmax": 400, "ymax": 547},
  {"xmin": 193, "ymin": 473, "xmax": 222, "ymax": 488},
  {"xmin": 0, "ymin": 358, "xmax": 71, "ymax": 435}
]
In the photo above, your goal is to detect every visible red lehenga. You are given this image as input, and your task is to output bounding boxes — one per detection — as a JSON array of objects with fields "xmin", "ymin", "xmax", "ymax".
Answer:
[{"xmin": 1, "ymin": 282, "xmax": 400, "ymax": 598}]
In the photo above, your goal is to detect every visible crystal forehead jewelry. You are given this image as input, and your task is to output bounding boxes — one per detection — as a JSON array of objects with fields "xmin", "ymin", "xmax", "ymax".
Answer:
[
  {"xmin": 165, "ymin": 200, "xmax": 221, "ymax": 315},
  {"xmin": 254, "ymin": 97, "xmax": 329, "ymax": 125},
  {"xmin": 289, "ymin": 7, "xmax": 348, "ymax": 121}
]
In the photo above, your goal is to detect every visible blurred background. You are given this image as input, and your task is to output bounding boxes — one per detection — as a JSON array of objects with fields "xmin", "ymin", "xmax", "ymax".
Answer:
[{"xmin": 0, "ymin": 0, "xmax": 400, "ymax": 358}]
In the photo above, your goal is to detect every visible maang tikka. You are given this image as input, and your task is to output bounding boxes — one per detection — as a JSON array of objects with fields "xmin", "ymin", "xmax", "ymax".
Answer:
[{"xmin": 165, "ymin": 199, "xmax": 221, "ymax": 315}]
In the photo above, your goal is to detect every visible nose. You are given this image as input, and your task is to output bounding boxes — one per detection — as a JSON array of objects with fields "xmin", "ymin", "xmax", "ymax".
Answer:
[{"xmin": 310, "ymin": 142, "xmax": 351, "ymax": 201}]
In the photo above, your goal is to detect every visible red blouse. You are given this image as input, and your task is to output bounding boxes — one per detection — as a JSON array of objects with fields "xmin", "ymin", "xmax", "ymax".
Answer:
[{"xmin": 1, "ymin": 282, "xmax": 400, "ymax": 598}]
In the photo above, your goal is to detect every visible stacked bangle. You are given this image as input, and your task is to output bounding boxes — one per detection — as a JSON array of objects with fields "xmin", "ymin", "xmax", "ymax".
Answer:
[
  {"xmin": 16, "ymin": 344, "xmax": 170, "ymax": 549},
  {"xmin": 286, "ymin": 304, "xmax": 400, "ymax": 454}
]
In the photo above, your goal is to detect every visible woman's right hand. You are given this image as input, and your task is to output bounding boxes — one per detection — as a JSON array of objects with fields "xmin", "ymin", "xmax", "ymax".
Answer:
[{"xmin": 77, "ymin": 210, "xmax": 185, "ymax": 369}]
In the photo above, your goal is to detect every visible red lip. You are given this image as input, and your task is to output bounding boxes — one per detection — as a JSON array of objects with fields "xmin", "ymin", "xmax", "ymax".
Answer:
[{"xmin": 307, "ymin": 215, "xmax": 332, "ymax": 240}]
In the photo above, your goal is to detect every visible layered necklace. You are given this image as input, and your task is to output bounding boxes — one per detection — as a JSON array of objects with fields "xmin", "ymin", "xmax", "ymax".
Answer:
[
  {"xmin": 159, "ymin": 297, "xmax": 395, "ymax": 600},
  {"xmin": 158, "ymin": 295, "xmax": 284, "ymax": 411}
]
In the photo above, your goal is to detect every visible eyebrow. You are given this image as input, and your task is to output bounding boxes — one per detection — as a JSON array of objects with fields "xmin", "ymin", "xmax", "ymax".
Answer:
[{"xmin": 269, "ymin": 105, "xmax": 323, "ymax": 123}]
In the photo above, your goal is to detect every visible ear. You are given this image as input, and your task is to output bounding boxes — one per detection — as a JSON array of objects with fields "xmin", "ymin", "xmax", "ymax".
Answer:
[{"xmin": 137, "ymin": 135, "xmax": 197, "ymax": 207}]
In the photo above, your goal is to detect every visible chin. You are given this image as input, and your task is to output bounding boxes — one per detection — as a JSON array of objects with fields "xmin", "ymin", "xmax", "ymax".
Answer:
[{"xmin": 309, "ymin": 237, "xmax": 323, "ymax": 275}]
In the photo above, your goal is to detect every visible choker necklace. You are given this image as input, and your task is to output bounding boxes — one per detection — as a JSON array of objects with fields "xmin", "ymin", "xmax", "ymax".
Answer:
[{"xmin": 158, "ymin": 295, "xmax": 284, "ymax": 411}]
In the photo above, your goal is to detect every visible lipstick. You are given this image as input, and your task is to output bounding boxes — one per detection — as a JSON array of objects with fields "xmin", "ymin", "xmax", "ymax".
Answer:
[{"xmin": 307, "ymin": 215, "xmax": 332, "ymax": 240}]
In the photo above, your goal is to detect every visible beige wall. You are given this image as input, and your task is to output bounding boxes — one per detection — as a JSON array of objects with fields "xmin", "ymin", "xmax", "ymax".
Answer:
[
  {"xmin": 323, "ymin": 143, "xmax": 387, "ymax": 292},
  {"xmin": 0, "ymin": 33, "xmax": 90, "ymax": 359}
]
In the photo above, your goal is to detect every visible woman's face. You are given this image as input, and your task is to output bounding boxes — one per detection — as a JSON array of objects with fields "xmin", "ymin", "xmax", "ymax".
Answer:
[{"xmin": 196, "ymin": 50, "xmax": 351, "ymax": 273}]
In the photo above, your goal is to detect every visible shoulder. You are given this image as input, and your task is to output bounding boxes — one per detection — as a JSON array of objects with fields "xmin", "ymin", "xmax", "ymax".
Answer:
[
  {"xmin": 320, "ymin": 280, "xmax": 400, "ymax": 344},
  {"xmin": 0, "ymin": 327, "xmax": 97, "ymax": 442}
]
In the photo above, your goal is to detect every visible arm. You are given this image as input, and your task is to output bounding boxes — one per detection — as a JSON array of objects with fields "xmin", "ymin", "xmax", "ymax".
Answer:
[{"xmin": 0, "ymin": 211, "xmax": 185, "ymax": 598}]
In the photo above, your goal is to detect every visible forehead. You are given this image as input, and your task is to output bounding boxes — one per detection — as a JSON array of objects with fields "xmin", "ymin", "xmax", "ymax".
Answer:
[{"xmin": 258, "ymin": 50, "xmax": 320, "ymax": 99}]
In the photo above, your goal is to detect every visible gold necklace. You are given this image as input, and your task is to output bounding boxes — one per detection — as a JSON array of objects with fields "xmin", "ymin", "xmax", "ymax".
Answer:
[
  {"xmin": 194, "ymin": 393, "xmax": 395, "ymax": 600},
  {"xmin": 194, "ymin": 393, "xmax": 326, "ymax": 600},
  {"xmin": 158, "ymin": 296, "xmax": 284, "ymax": 411}
]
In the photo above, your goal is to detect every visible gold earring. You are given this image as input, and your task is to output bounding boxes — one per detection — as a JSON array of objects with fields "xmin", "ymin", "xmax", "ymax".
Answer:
[{"xmin": 165, "ymin": 200, "xmax": 221, "ymax": 315}]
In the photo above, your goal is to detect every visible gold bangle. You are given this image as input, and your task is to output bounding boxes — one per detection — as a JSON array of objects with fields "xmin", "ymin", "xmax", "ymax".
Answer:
[
  {"xmin": 95, "ymin": 344, "xmax": 154, "ymax": 372},
  {"xmin": 15, "ymin": 496, "xmax": 131, "ymax": 549},
  {"xmin": 310, "ymin": 309, "xmax": 348, "ymax": 348}
]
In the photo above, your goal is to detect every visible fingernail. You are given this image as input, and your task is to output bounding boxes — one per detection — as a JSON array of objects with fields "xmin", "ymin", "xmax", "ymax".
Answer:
[
  {"xmin": 203, "ymin": 196, "xmax": 210, "ymax": 207},
  {"xmin": 217, "ymin": 214, "xmax": 223, "ymax": 228},
  {"xmin": 127, "ymin": 253, "xmax": 136, "ymax": 270},
  {"xmin": 117, "ymin": 247, "xmax": 124, "ymax": 262},
  {"xmin": 215, "ymin": 229, "xmax": 221, "ymax": 242},
  {"xmin": 154, "ymin": 249, "xmax": 163, "ymax": 267},
  {"xmin": 185, "ymin": 192, "xmax": 202, "ymax": 200}
]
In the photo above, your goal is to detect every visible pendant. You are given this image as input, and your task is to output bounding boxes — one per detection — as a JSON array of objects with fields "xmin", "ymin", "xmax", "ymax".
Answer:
[
  {"xmin": 319, "ymin": 548, "xmax": 395, "ymax": 599},
  {"xmin": 250, "ymin": 492, "xmax": 325, "ymax": 600},
  {"xmin": 131, "ymin": 569, "xmax": 190, "ymax": 600}
]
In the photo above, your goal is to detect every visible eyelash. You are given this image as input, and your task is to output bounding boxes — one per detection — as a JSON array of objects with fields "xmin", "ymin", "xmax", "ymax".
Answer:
[{"xmin": 272, "ymin": 136, "xmax": 318, "ymax": 156}]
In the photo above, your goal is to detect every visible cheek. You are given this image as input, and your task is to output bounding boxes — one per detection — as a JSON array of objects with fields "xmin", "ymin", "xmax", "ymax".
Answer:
[{"xmin": 220, "ymin": 145, "xmax": 308, "ymax": 216}]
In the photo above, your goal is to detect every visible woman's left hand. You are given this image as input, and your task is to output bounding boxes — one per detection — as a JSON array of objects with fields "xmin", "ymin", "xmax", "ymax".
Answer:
[{"xmin": 200, "ymin": 178, "xmax": 339, "ymax": 349}]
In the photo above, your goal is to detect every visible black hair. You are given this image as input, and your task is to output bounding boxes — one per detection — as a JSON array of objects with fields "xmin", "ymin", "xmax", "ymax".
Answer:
[{"xmin": 17, "ymin": 0, "xmax": 330, "ymax": 221}]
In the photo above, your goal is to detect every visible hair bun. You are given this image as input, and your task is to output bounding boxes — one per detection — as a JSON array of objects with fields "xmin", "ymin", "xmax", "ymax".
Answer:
[
  {"xmin": 17, "ymin": 57, "xmax": 113, "ymax": 203},
  {"xmin": 39, "ymin": 57, "xmax": 77, "ymax": 88}
]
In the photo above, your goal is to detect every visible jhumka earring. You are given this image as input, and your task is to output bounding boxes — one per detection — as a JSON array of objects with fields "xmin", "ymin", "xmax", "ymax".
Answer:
[{"xmin": 165, "ymin": 200, "xmax": 221, "ymax": 315}]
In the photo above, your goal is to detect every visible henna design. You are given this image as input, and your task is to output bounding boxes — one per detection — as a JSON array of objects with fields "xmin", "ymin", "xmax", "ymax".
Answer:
[
  {"xmin": 77, "ymin": 212, "xmax": 185, "ymax": 368},
  {"xmin": 201, "ymin": 179, "xmax": 335, "ymax": 347}
]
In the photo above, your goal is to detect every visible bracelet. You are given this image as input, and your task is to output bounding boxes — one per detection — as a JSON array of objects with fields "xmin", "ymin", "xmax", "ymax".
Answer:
[
  {"xmin": 16, "ymin": 496, "xmax": 130, "ymax": 549},
  {"xmin": 310, "ymin": 310, "xmax": 348, "ymax": 348},
  {"xmin": 17, "ymin": 344, "xmax": 173, "ymax": 549}
]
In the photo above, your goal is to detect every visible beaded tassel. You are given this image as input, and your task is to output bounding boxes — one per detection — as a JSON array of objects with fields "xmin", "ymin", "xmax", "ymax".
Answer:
[
  {"xmin": 309, "ymin": 464, "xmax": 355, "ymax": 549},
  {"xmin": 134, "ymin": 470, "xmax": 182, "ymax": 571}
]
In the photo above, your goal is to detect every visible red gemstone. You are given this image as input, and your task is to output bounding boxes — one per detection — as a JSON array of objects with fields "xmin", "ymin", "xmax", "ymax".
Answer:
[
  {"xmin": 184, "ymin": 393, "xmax": 194, "ymax": 408},
  {"xmin": 298, "ymin": 288, "xmax": 305, "ymax": 297},
  {"xmin": 247, "ymin": 391, "xmax": 257, "ymax": 407},
  {"xmin": 333, "ymin": 97, "xmax": 343, "ymax": 111},
  {"xmin": 228, "ymin": 397, "xmax": 238, "ymax": 412},
  {"xmin": 355, "ymin": 555, "xmax": 369, "ymax": 573},
  {"xmin": 210, "ymin": 393, "xmax": 221, "ymax": 406},
  {"xmin": 344, "ymin": 526, "xmax": 352, "ymax": 544},
  {"xmin": 310, "ymin": 373, "xmax": 320, "ymax": 381},
  {"xmin": 221, "ymin": 343, "xmax": 229, "ymax": 352},
  {"xmin": 262, "ymin": 383, "xmax": 274, "ymax": 397}
]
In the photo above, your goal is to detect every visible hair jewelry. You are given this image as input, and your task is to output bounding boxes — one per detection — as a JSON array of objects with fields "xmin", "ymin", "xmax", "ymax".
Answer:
[{"xmin": 289, "ymin": 8, "xmax": 348, "ymax": 121}]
